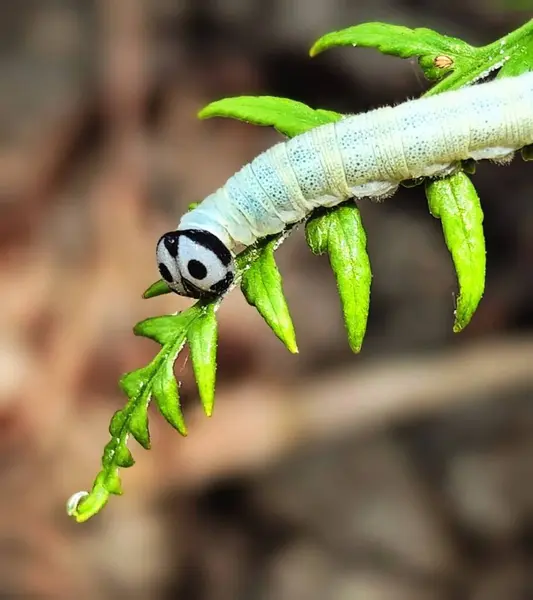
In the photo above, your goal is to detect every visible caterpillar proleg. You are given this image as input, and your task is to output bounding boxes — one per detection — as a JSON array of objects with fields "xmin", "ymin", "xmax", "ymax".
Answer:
[{"xmin": 157, "ymin": 72, "xmax": 533, "ymax": 298}]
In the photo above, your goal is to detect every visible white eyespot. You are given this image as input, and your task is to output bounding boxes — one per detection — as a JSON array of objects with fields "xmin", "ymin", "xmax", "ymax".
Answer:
[
  {"xmin": 156, "ymin": 230, "xmax": 235, "ymax": 298},
  {"xmin": 176, "ymin": 235, "xmax": 231, "ymax": 294},
  {"xmin": 156, "ymin": 234, "xmax": 187, "ymax": 296}
]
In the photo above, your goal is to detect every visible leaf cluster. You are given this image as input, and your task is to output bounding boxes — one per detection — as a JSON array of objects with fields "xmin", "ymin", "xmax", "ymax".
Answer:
[{"xmin": 68, "ymin": 19, "xmax": 533, "ymax": 522}]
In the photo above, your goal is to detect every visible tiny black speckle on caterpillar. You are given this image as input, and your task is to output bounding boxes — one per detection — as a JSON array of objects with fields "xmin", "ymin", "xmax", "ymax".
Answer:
[{"xmin": 157, "ymin": 72, "xmax": 533, "ymax": 298}]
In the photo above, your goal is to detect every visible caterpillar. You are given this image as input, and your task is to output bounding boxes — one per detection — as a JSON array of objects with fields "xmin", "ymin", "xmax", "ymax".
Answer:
[{"xmin": 156, "ymin": 71, "xmax": 533, "ymax": 299}]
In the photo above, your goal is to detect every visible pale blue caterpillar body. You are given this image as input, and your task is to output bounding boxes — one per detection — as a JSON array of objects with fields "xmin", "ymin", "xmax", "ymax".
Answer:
[{"xmin": 156, "ymin": 72, "xmax": 533, "ymax": 298}]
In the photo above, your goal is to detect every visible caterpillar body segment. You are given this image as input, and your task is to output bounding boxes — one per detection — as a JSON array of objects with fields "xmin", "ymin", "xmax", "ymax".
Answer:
[{"xmin": 157, "ymin": 72, "xmax": 533, "ymax": 298}]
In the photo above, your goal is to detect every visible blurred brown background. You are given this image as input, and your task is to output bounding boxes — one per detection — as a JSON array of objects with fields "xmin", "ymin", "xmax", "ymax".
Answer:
[{"xmin": 1, "ymin": 1, "xmax": 533, "ymax": 599}]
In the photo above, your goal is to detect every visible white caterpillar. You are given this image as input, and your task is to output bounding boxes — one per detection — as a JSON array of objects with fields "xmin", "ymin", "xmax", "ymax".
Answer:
[{"xmin": 157, "ymin": 72, "xmax": 533, "ymax": 298}]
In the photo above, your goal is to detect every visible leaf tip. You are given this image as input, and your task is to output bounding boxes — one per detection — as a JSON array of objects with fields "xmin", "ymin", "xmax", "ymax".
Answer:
[
  {"xmin": 173, "ymin": 419, "xmax": 189, "ymax": 436},
  {"xmin": 452, "ymin": 312, "xmax": 468, "ymax": 334},
  {"xmin": 173, "ymin": 414, "xmax": 189, "ymax": 437},
  {"xmin": 287, "ymin": 341, "xmax": 299, "ymax": 354},
  {"xmin": 143, "ymin": 279, "xmax": 171, "ymax": 299},
  {"xmin": 309, "ymin": 43, "xmax": 320, "ymax": 57},
  {"xmin": 197, "ymin": 105, "xmax": 213, "ymax": 120},
  {"xmin": 309, "ymin": 37, "xmax": 328, "ymax": 57},
  {"xmin": 349, "ymin": 342, "xmax": 363, "ymax": 354}
]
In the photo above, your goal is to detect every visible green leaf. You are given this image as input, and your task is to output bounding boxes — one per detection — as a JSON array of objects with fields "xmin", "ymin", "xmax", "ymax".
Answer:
[
  {"xmin": 187, "ymin": 304, "xmax": 218, "ymax": 417},
  {"xmin": 305, "ymin": 203, "xmax": 371, "ymax": 353},
  {"xmin": 128, "ymin": 394, "xmax": 151, "ymax": 449},
  {"xmin": 115, "ymin": 445, "xmax": 135, "ymax": 468},
  {"xmin": 134, "ymin": 313, "xmax": 197, "ymax": 346},
  {"xmin": 143, "ymin": 279, "xmax": 171, "ymax": 299},
  {"xmin": 67, "ymin": 229, "xmax": 292, "ymax": 523},
  {"xmin": 426, "ymin": 171, "xmax": 486, "ymax": 333},
  {"xmin": 109, "ymin": 409, "xmax": 127, "ymax": 437},
  {"xmin": 310, "ymin": 19, "xmax": 533, "ymax": 94},
  {"xmin": 105, "ymin": 471, "xmax": 123, "ymax": 495},
  {"xmin": 198, "ymin": 96, "xmax": 342, "ymax": 138},
  {"xmin": 310, "ymin": 22, "xmax": 476, "ymax": 80},
  {"xmin": 498, "ymin": 27, "xmax": 533, "ymax": 77},
  {"xmin": 241, "ymin": 238, "xmax": 298, "ymax": 354},
  {"xmin": 119, "ymin": 365, "xmax": 154, "ymax": 400},
  {"xmin": 152, "ymin": 355, "xmax": 188, "ymax": 435}
]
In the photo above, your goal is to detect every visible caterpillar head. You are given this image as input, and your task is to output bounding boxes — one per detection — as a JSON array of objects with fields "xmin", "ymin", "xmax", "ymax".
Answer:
[{"xmin": 156, "ymin": 230, "xmax": 235, "ymax": 299}]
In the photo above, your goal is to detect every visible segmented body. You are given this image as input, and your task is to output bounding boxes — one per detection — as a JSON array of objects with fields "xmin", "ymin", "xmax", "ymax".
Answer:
[{"xmin": 179, "ymin": 72, "xmax": 533, "ymax": 250}]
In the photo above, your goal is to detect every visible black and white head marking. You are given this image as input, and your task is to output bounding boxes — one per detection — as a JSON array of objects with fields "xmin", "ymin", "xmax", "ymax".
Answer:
[{"xmin": 156, "ymin": 229, "xmax": 235, "ymax": 299}]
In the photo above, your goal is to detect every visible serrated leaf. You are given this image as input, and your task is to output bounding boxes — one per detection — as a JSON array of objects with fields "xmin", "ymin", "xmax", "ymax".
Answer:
[
  {"xmin": 134, "ymin": 312, "xmax": 198, "ymax": 346},
  {"xmin": 152, "ymin": 358, "xmax": 187, "ymax": 435},
  {"xmin": 128, "ymin": 396, "xmax": 151, "ymax": 449},
  {"xmin": 426, "ymin": 171, "xmax": 486, "ymax": 333},
  {"xmin": 143, "ymin": 279, "xmax": 171, "ymax": 299},
  {"xmin": 310, "ymin": 22, "xmax": 475, "ymax": 80},
  {"xmin": 241, "ymin": 238, "xmax": 298, "ymax": 354},
  {"xmin": 187, "ymin": 305, "xmax": 218, "ymax": 417},
  {"xmin": 198, "ymin": 96, "xmax": 342, "ymax": 138},
  {"xmin": 305, "ymin": 204, "xmax": 371, "ymax": 353}
]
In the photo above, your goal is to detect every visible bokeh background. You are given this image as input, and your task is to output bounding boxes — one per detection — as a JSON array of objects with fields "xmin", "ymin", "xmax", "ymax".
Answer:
[{"xmin": 2, "ymin": 1, "xmax": 533, "ymax": 598}]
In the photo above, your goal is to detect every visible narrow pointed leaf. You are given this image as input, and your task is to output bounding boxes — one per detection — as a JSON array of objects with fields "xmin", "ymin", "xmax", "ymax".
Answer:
[
  {"xmin": 128, "ymin": 395, "xmax": 151, "ymax": 449},
  {"xmin": 187, "ymin": 305, "xmax": 218, "ymax": 417},
  {"xmin": 426, "ymin": 172, "xmax": 486, "ymax": 332},
  {"xmin": 306, "ymin": 203, "xmax": 371, "ymax": 353},
  {"xmin": 310, "ymin": 20, "xmax": 533, "ymax": 95},
  {"xmin": 143, "ymin": 279, "xmax": 171, "ymax": 299},
  {"xmin": 134, "ymin": 312, "xmax": 198, "ymax": 346},
  {"xmin": 198, "ymin": 96, "xmax": 342, "ymax": 138},
  {"xmin": 241, "ymin": 238, "xmax": 298, "ymax": 354},
  {"xmin": 152, "ymin": 358, "xmax": 187, "ymax": 435},
  {"xmin": 310, "ymin": 22, "xmax": 475, "ymax": 80}
]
